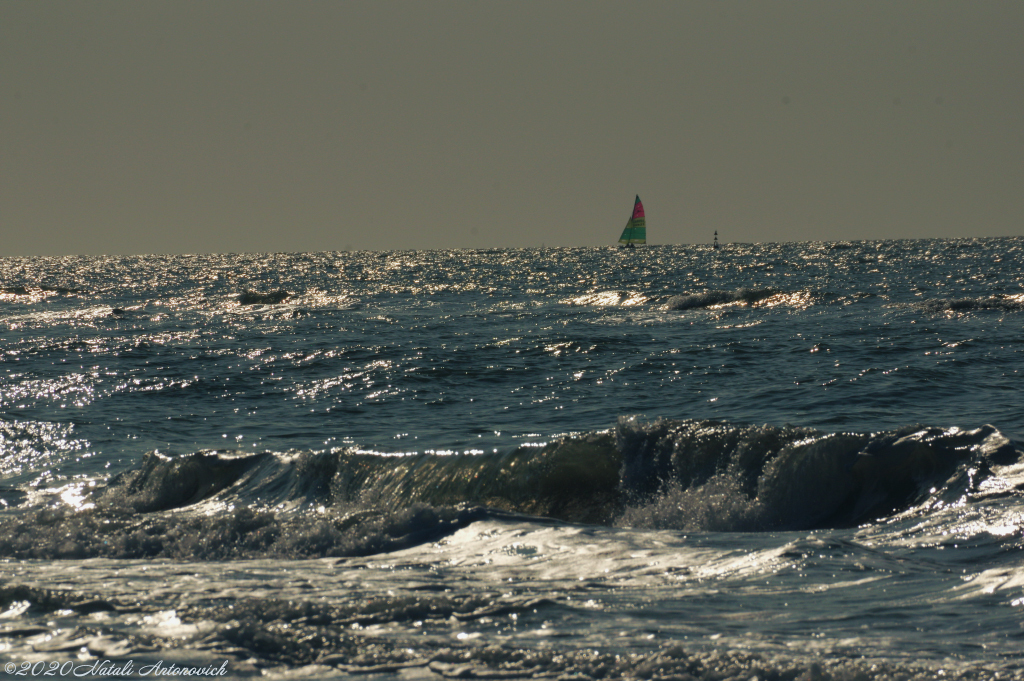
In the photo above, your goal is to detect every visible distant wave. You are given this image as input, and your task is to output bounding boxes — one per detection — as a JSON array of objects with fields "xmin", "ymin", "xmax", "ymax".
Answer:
[
  {"xmin": 911, "ymin": 293, "xmax": 1024, "ymax": 314},
  {"xmin": 0, "ymin": 417, "xmax": 1019, "ymax": 560},
  {"xmin": 232, "ymin": 289, "xmax": 360, "ymax": 311},
  {"xmin": 1, "ymin": 285, "xmax": 86, "ymax": 295},
  {"xmin": 237, "ymin": 289, "xmax": 291, "ymax": 305},
  {"xmin": 564, "ymin": 287, "xmax": 813, "ymax": 311},
  {"xmin": 666, "ymin": 288, "xmax": 812, "ymax": 311},
  {"xmin": 0, "ymin": 285, "xmax": 86, "ymax": 300}
]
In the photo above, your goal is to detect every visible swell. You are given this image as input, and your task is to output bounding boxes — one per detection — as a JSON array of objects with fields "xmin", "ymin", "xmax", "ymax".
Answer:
[{"xmin": 0, "ymin": 418, "xmax": 1019, "ymax": 559}]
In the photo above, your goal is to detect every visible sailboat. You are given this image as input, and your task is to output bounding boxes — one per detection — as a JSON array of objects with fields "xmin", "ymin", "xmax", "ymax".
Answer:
[{"xmin": 618, "ymin": 195, "xmax": 646, "ymax": 248}]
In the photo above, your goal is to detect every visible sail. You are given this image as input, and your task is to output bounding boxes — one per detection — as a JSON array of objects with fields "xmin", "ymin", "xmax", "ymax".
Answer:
[{"xmin": 618, "ymin": 195, "xmax": 647, "ymax": 245}]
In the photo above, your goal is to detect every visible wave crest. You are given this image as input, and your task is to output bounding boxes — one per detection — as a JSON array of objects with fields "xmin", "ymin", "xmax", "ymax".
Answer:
[{"xmin": 0, "ymin": 419, "xmax": 1019, "ymax": 559}]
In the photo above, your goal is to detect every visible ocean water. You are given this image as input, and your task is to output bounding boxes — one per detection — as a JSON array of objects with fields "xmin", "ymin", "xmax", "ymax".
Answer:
[{"xmin": 1, "ymin": 239, "xmax": 1023, "ymax": 680}]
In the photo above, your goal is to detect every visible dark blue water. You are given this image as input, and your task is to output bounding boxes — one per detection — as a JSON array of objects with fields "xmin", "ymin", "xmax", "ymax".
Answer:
[{"xmin": 3, "ymin": 240, "xmax": 1022, "ymax": 477}]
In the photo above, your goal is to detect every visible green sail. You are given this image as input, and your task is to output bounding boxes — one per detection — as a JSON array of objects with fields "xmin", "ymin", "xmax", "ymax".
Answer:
[{"xmin": 618, "ymin": 216, "xmax": 646, "ymax": 245}]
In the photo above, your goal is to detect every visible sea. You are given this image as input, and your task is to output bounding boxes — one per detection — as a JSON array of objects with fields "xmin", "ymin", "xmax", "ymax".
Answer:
[{"xmin": 1, "ymin": 239, "xmax": 1023, "ymax": 680}]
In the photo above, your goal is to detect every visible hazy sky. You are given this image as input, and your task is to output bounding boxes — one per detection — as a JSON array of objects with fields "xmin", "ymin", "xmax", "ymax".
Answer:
[{"xmin": 2, "ymin": 1, "xmax": 1022, "ymax": 256}]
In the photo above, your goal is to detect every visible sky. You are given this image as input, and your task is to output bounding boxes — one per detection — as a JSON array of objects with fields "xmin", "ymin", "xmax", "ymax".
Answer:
[{"xmin": 2, "ymin": 1, "xmax": 1022, "ymax": 256}]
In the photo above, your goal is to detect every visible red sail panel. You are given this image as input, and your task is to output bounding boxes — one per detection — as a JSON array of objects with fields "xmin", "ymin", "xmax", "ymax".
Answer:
[{"xmin": 632, "ymin": 195, "xmax": 645, "ymax": 220}]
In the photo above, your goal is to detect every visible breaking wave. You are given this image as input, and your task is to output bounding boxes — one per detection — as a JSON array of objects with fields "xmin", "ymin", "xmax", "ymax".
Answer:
[
  {"xmin": 0, "ymin": 418, "xmax": 1019, "ymax": 560},
  {"xmin": 615, "ymin": 417, "xmax": 1021, "ymax": 531}
]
